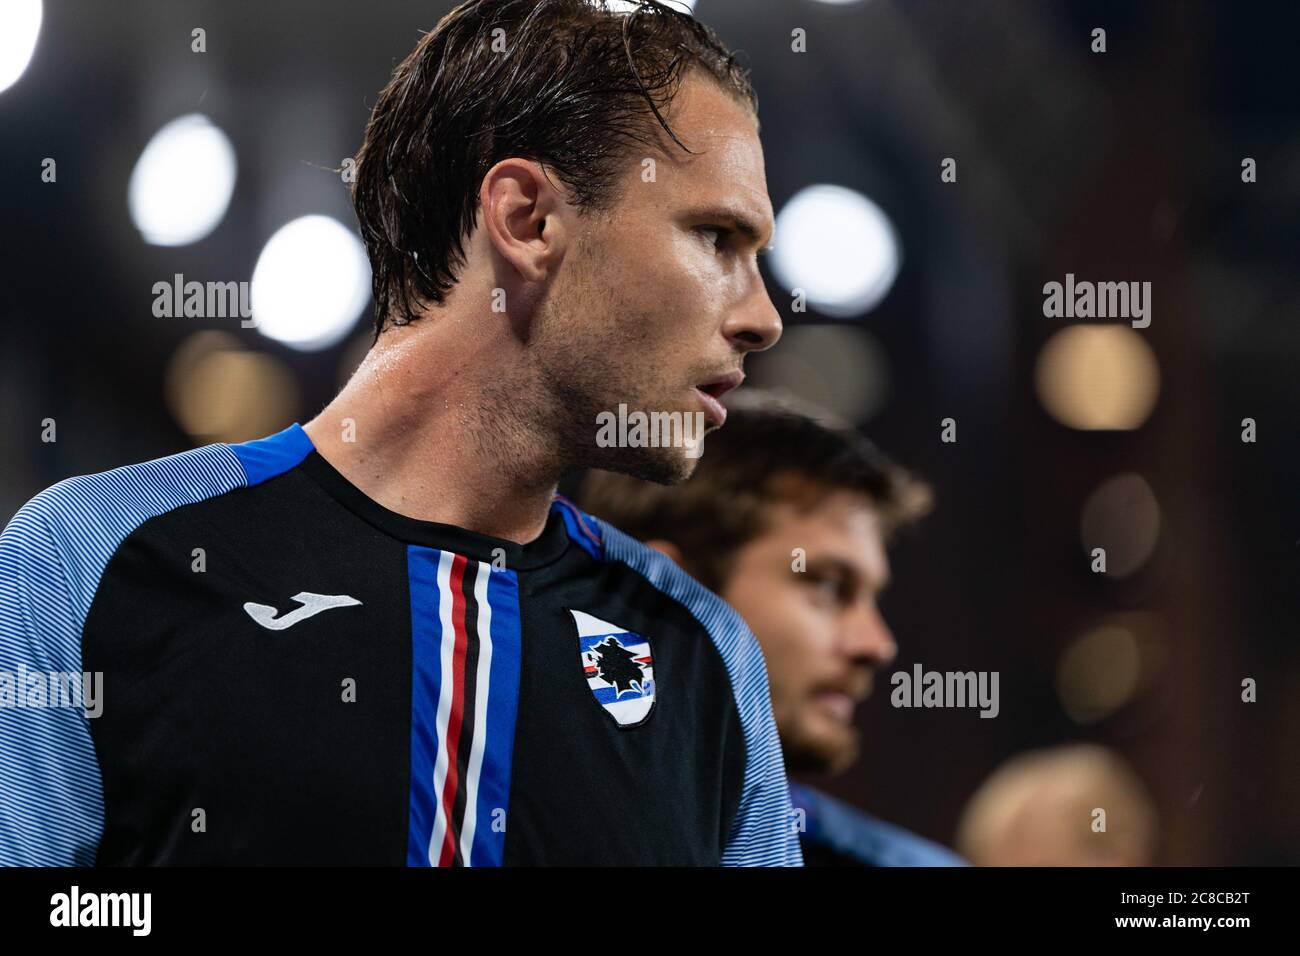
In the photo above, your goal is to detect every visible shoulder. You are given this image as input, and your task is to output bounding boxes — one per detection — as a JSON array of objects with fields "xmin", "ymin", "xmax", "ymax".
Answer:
[
  {"xmin": 5, "ymin": 438, "xmax": 246, "ymax": 545},
  {"xmin": 569, "ymin": 504, "xmax": 799, "ymax": 865},
  {"xmin": 0, "ymin": 433, "xmax": 285, "ymax": 626},
  {"xmin": 13, "ymin": 440, "xmax": 245, "ymax": 531},
  {"xmin": 791, "ymin": 783, "xmax": 967, "ymax": 867},
  {"xmin": 4, "ymin": 423, "xmax": 314, "ymax": 571}
]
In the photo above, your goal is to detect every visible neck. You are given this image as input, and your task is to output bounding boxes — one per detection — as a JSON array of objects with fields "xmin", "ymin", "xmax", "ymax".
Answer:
[{"xmin": 304, "ymin": 313, "xmax": 561, "ymax": 545}]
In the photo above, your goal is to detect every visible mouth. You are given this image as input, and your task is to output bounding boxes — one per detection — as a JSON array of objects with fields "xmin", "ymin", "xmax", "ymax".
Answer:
[
  {"xmin": 813, "ymin": 690, "xmax": 857, "ymax": 724},
  {"xmin": 812, "ymin": 677, "xmax": 872, "ymax": 724},
  {"xmin": 693, "ymin": 370, "xmax": 745, "ymax": 427}
]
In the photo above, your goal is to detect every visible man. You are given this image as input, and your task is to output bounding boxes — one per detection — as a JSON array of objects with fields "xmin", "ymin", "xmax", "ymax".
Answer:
[
  {"xmin": 0, "ymin": 1, "xmax": 798, "ymax": 866},
  {"xmin": 581, "ymin": 390, "xmax": 966, "ymax": 865}
]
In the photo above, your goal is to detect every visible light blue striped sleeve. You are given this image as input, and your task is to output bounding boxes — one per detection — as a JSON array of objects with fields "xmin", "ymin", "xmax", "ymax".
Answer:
[
  {"xmin": 0, "ymin": 441, "xmax": 257, "ymax": 866},
  {"xmin": 596, "ymin": 519, "xmax": 804, "ymax": 867},
  {"xmin": 0, "ymin": 492, "xmax": 105, "ymax": 865}
]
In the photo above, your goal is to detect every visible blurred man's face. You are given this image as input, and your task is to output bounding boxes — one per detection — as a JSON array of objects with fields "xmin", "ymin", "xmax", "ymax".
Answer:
[
  {"xmin": 719, "ymin": 489, "xmax": 898, "ymax": 775},
  {"xmin": 532, "ymin": 72, "xmax": 782, "ymax": 483}
]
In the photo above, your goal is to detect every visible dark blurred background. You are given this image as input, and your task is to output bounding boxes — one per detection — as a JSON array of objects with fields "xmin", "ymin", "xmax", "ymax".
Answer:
[{"xmin": 1, "ymin": 0, "xmax": 1297, "ymax": 864}]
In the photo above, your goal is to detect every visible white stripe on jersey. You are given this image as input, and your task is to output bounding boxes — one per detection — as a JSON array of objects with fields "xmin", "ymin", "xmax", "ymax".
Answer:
[
  {"xmin": 426, "ymin": 550, "xmax": 458, "ymax": 865},
  {"xmin": 459, "ymin": 560, "xmax": 493, "ymax": 866}
]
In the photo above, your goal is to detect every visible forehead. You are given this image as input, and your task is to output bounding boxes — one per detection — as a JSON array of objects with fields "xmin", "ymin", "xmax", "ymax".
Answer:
[
  {"xmin": 754, "ymin": 491, "xmax": 889, "ymax": 577},
  {"xmin": 640, "ymin": 75, "xmax": 772, "ymax": 223}
]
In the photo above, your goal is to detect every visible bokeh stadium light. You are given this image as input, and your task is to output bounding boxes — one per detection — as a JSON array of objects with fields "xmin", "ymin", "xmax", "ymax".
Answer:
[
  {"xmin": 165, "ymin": 332, "xmax": 299, "ymax": 443},
  {"xmin": 250, "ymin": 214, "xmax": 371, "ymax": 352},
  {"xmin": 0, "ymin": 0, "xmax": 41, "ymax": 95},
  {"xmin": 127, "ymin": 114, "xmax": 238, "ymax": 247},
  {"xmin": 750, "ymin": 324, "xmax": 890, "ymax": 423},
  {"xmin": 769, "ymin": 183, "xmax": 900, "ymax": 318},
  {"xmin": 1079, "ymin": 472, "xmax": 1161, "ymax": 579},
  {"xmin": 608, "ymin": 0, "xmax": 697, "ymax": 11},
  {"xmin": 1035, "ymin": 325, "xmax": 1160, "ymax": 431},
  {"xmin": 1056, "ymin": 622, "xmax": 1143, "ymax": 725}
]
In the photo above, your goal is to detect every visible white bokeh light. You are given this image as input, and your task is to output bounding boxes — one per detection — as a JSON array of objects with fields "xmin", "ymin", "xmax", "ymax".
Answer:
[
  {"xmin": 606, "ymin": 0, "xmax": 697, "ymax": 12},
  {"xmin": 128, "ymin": 114, "xmax": 237, "ymax": 246},
  {"xmin": 0, "ymin": 0, "xmax": 43, "ymax": 95},
  {"xmin": 770, "ymin": 183, "xmax": 900, "ymax": 318},
  {"xmin": 251, "ymin": 215, "xmax": 371, "ymax": 352}
]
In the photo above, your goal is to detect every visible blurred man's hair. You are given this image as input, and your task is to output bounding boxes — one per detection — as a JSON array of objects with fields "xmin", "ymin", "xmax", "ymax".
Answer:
[
  {"xmin": 955, "ymin": 744, "xmax": 1158, "ymax": 866},
  {"xmin": 352, "ymin": 0, "xmax": 756, "ymax": 336},
  {"xmin": 579, "ymin": 389, "xmax": 933, "ymax": 592}
]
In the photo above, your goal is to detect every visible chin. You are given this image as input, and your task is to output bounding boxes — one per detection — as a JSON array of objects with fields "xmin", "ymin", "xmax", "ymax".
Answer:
[
  {"xmin": 781, "ymin": 720, "xmax": 861, "ymax": 777},
  {"xmin": 600, "ymin": 444, "xmax": 698, "ymax": 486}
]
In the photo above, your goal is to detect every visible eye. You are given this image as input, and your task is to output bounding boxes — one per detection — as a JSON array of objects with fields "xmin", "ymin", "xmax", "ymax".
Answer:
[
  {"xmin": 804, "ymin": 574, "xmax": 843, "ymax": 608},
  {"xmin": 696, "ymin": 225, "xmax": 727, "ymax": 249}
]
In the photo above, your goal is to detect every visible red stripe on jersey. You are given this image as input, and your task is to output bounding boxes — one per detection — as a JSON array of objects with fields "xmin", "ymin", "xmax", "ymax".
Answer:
[{"xmin": 437, "ymin": 554, "xmax": 471, "ymax": 866}]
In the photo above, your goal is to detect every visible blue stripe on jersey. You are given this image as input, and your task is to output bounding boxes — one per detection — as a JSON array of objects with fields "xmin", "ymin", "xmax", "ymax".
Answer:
[
  {"xmin": 471, "ymin": 565, "xmax": 522, "ymax": 866},
  {"xmin": 406, "ymin": 549, "xmax": 522, "ymax": 867},
  {"xmin": 588, "ymin": 682, "xmax": 654, "ymax": 705},
  {"xmin": 594, "ymin": 516, "xmax": 804, "ymax": 867},
  {"xmin": 0, "ymin": 426, "xmax": 315, "ymax": 865},
  {"xmin": 406, "ymin": 546, "xmax": 444, "ymax": 867},
  {"xmin": 228, "ymin": 422, "xmax": 315, "ymax": 486}
]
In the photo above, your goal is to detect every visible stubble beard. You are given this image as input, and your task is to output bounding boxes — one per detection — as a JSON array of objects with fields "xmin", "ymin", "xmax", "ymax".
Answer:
[
  {"xmin": 780, "ymin": 711, "xmax": 862, "ymax": 778},
  {"xmin": 525, "ymin": 260, "xmax": 702, "ymax": 486}
]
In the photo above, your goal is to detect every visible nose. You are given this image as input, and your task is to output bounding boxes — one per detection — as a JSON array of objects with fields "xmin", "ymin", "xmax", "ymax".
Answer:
[
  {"xmin": 722, "ymin": 281, "xmax": 782, "ymax": 354},
  {"xmin": 843, "ymin": 603, "xmax": 898, "ymax": 669}
]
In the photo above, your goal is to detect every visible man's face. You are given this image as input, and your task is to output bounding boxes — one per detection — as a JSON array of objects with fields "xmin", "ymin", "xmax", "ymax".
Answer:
[
  {"xmin": 534, "ymin": 73, "xmax": 782, "ymax": 483},
  {"xmin": 719, "ymin": 490, "xmax": 898, "ymax": 776}
]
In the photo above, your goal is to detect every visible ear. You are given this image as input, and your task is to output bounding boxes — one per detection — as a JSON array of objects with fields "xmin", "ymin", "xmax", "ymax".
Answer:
[
  {"xmin": 644, "ymin": 538, "xmax": 686, "ymax": 568},
  {"xmin": 478, "ymin": 158, "xmax": 569, "ymax": 283}
]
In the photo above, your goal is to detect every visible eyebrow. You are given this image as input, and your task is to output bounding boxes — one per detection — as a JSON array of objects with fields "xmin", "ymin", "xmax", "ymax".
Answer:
[
  {"xmin": 689, "ymin": 206, "xmax": 775, "ymax": 252},
  {"xmin": 805, "ymin": 555, "xmax": 890, "ymax": 594}
]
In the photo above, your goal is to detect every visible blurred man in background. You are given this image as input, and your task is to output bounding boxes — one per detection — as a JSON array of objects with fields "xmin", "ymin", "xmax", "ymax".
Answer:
[
  {"xmin": 582, "ymin": 390, "xmax": 966, "ymax": 866},
  {"xmin": 956, "ymin": 744, "xmax": 1157, "ymax": 866}
]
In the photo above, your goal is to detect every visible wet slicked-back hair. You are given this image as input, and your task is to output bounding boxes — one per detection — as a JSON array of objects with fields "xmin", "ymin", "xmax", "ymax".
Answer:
[
  {"xmin": 579, "ymin": 390, "xmax": 934, "ymax": 593},
  {"xmin": 352, "ymin": 0, "xmax": 757, "ymax": 337}
]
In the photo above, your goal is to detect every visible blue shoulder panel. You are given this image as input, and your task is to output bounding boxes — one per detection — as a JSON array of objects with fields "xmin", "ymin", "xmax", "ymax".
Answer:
[
  {"xmin": 550, "ymin": 494, "xmax": 604, "ymax": 560},
  {"xmin": 228, "ymin": 423, "xmax": 315, "ymax": 486}
]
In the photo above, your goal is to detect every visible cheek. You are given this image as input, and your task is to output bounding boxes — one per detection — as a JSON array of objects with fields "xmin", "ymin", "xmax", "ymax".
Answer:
[
  {"xmin": 725, "ymin": 579, "xmax": 828, "ymax": 686},
  {"xmin": 642, "ymin": 232, "xmax": 724, "ymax": 311},
  {"xmin": 600, "ymin": 257, "xmax": 690, "ymax": 343},
  {"xmin": 598, "ymin": 225, "xmax": 725, "ymax": 347}
]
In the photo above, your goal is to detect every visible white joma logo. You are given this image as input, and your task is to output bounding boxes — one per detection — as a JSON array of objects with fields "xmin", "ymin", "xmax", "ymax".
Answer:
[{"xmin": 243, "ymin": 592, "xmax": 362, "ymax": 630}]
